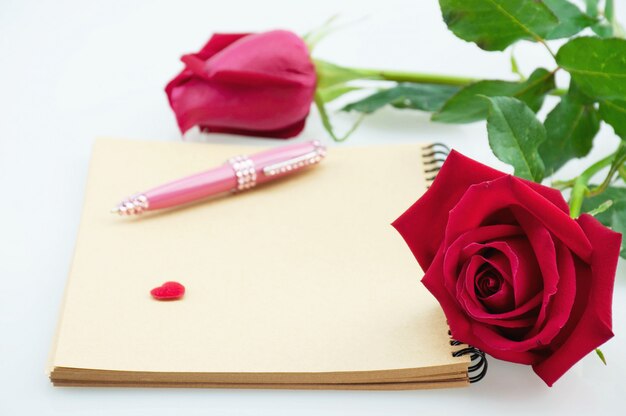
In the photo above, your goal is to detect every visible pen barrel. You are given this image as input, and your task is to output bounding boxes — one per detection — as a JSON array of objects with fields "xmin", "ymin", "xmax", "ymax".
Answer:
[
  {"xmin": 144, "ymin": 164, "xmax": 235, "ymax": 210},
  {"xmin": 140, "ymin": 141, "xmax": 325, "ymax": 212}
]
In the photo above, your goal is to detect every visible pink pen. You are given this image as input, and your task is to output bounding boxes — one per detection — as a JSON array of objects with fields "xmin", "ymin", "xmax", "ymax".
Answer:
[{"xmin": 111, "ymin": 140, "xmax": 326, "ymax": 216}]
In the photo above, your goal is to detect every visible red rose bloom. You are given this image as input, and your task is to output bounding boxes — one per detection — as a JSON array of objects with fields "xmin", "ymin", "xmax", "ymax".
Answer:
[
  {"xmin": 165, "ymin": 30, "xmax": 316, "ymax": 138},
  {"xmin": 393, "ymin": 150, "xmax": 621, "ymax": 386}
]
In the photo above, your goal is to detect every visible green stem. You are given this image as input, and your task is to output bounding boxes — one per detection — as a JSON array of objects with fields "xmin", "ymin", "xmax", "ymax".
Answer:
[
  {"xmin": 569, "ymin": 179, "xmax": 588, "ymax": 219},
  {"xmin": 588, "ymin": 151, "xmax": 626, "ymax": 197},
  {"xmin": 552, "ymin": 178, "xmax": 576, "ymax": 190},
  {"xmin": 314, "ymin": 91, "xmax": 363, "ymax": 142},
  {"xmin": 344, "ymin": 67, "xmax": 567, "ymax": 96},
  {"xmin": 538, "ymin": 39, "xmax": 556, "ymax": 59},
  {"xmin": 569, "ymin": 154, "xmax": 615, "ymax": 218},
  {"xmin": 352, "ymin": 68, "xmax": 478, "ymax": 86},
  {"xmin": 618, "ymin": 165, "xmax": 626, "ymax": 182}
]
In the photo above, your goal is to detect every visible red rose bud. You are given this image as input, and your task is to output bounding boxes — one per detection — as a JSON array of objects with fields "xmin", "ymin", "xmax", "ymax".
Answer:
[
  {"xmin": 165, "ymin": 30, "xmax": 316, "ymax": 138},
  {"xmin": 393, "ymin": 150, "xmax": 621, "ymax": 387}
]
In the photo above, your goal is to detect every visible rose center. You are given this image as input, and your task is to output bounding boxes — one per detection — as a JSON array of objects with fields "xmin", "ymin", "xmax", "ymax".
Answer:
[{"xmin": 475, "ymin": 267, "xmax": 503, "ymax": 298}]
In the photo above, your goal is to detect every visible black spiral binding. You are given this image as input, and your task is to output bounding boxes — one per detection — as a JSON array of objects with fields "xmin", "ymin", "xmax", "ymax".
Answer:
[
  {"xmin": 449, "ymin": 331, "xmax": 488, "ymax": 383},
  {"xmin": 422, "ymin": 143, "xmax": 488, "ymax": 384},
  {"xmin": 421, "ymin": 143, "xmax": 450, "ymax": 187}
]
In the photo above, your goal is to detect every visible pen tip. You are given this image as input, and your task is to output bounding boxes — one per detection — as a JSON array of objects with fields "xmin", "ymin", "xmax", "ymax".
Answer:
[{"xmin": 110, "ymin": 194, "xmax": 149, "ymax": 216}]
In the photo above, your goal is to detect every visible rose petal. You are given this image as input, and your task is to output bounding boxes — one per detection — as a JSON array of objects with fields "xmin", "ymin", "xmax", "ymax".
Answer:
[
  {"xmin": 195, "ymin": 33, "xmax": 250, "ymax": 59},
  {"xmin": 477, "ymin": 273, "xmax": 513, "ymax": 312},
  {"xmin": 423, "ymin": 247, "xmax": 542, "ymax": 365},
  {"xmin": 511, "ymin": 206, "xmax": 560, "ymax": 335},
  {"xmin": 532, "ymin": 214, "xmax": 620, "ymax": 386},
  {"xmin": 495, "ymin": 236, "xmax": 542, "ymax": 307},
  {"xmin": 459, "ymin": 242, "xmax": 515, "ymax": 286},
  {"xmin": 445, "ymin": 175, "xmax": 592, "ymax": 262},
  {"xmin": 525, "ymin": 242, "xmax": 577, "ymax": 346},
  {"xmin": 457, "ymin": 254, "xmax": 540, "ymax": 328},
  {"xmin": 470, "ymin": 242, "xmax": 575, "ymax": 352},
  {"xmin": 200, "ymin": 118, "xmax": 307, "ymax": 139},
  {"xmin": 392, "ymin": 151, "xmax": 570, "ymax": 271},
  {"xmin": 164, "ymin": 33, "xmax": 249, "ymax": 104},
  {"xmin": 443, "ymin": 224, "xmax": 523, "ymax": 292},
  {"xmin": 426, "ymin": 177, "xmax": 589, "ymax": 352},
  {"xmin": 443, "ymin": 225, "xmax": 548, "ymax": 331},
  {"xmin": 450, "ymin": 236, "xmax": 576, "ymax": 353},
  {"xmin": 461, "ymin": 290, "xmax": 542, "ymax": 326},
  {"xmin": 204, "ymin": 31, "xmax": 315, "ymax": 87},
  {"xmin": 457, "ymin": 256, "xmax": 534, "ymax": 326},
  {"xmin": 463, "ymin": 238, "xmax": 539, "ymax": 312},
  {"xmin": 475, "ymin": 268, "xmax": 506, "ymax": 299},
  {"xmin": 165, "ymin": 30, "xmax": 316, "ymax": 136},
  {"xmin": 166, "ymin": 75, "xmax": 313, "ymax": 135},
  {"xmin": 394, "ymin": 152, "xmax": 508, "ymax": 270}
]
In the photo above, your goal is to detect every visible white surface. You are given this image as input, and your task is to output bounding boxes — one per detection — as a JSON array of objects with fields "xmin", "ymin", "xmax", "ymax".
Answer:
[{"xmin": 0, "ymin": 1, "xmax": 625, "ymax": 415}]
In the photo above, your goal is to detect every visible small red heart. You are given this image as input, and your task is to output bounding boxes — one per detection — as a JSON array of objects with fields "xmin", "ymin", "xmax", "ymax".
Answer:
[{"xmin": 150, "ymin": 281, "xmax": 185, "ymax": 300}]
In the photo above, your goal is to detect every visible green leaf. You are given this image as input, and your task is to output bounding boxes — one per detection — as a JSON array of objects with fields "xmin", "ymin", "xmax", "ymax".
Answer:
[
  {"xmin": 510, "ymin": 50, "xmax": 524, "ymax": 79},
  {"xmin": 591, "ymin": 21, "xmax": 614, "ymax": 37},
  {"xmin": 510, "ymin": 57, "xmax": 521, "ymax": 78},
  {"xmin": 543, "ymin": 0, "xmax": 597, "ymax": 39},
  {"xmin": 539, "ymin": 94, "xmax": 600, "ymax": 174},
  {"xmin": 432, "ymin": 68, "xmax": 555, "ymax": 123},
  {"xmin": 568, "ymin": 80, "xmax": 597, "ymax": 105},
  {"xmin": 599, "ymin": 99, "xmax": 626, "ymax": 140},
  {"xmin": 556, "ymin": 37, "xmax": 626, "ymax": 101},
  {"xmin": 587, "ymin": 0, "xmax": 622, "ymax": 38},
  {"xmin": 596, "ymin": 348, "xmax": 607, "ymax": 365},
  {"xmin": 314, "ymin": 59, "xmax": 373, "ymax": 90},
  {"xmin": 587, "ymin": 200, "xmax": 613, "ymax": 216},
  {"xmin": 485, "ymin": 96, "xmax": 546, "ymax": 182},
  {"xmin": 438, "ymin": 0, "xmax": 559, "ymax": 51},
  {"xmin": 342, "ymin": 83, "xmax": 460, "ymax": 114},
  {"xmin": 581, "ymin": 186, "xmax": 626, "ymax": 258}
]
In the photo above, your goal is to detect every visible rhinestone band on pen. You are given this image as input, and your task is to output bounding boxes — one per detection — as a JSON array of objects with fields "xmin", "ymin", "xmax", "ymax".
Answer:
[{"xmin": 228, "ymin": 155, "xmax": 257, "ymax": 191}]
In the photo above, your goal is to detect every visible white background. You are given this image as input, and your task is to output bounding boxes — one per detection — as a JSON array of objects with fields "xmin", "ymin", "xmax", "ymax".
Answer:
[{"xmin": 1, "ymin": 1, "xmax": 625, "ymax": 415}]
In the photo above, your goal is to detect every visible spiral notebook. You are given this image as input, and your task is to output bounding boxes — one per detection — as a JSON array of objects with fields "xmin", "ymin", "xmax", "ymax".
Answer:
[{"xmin": 48, "ymin": 138, "xmax": 483, "ymax": 389}]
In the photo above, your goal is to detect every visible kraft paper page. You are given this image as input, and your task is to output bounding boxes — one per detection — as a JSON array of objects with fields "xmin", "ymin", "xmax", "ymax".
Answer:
[{"xmin": 50, "ymin": 138, "xmax": 468, "ymax": 382}]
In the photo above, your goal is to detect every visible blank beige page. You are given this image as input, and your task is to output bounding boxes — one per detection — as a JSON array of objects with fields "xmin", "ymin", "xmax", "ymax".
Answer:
[{"xmin": 50, "ymin": 138, "xmax": 467, "ymax": 376}]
